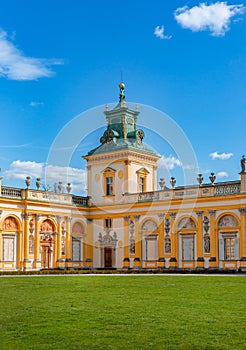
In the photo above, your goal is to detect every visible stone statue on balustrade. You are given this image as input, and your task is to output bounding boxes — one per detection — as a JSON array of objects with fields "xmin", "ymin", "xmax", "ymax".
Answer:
[{"xmin": 241, "ymin": 155, "xmax": 245, "ymax": 173}]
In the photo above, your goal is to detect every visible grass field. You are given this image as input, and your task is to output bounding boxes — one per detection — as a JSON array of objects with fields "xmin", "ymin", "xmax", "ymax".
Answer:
[{"xmin": 0, "ymin": 275, "xmax": 245, "ymax": 350}]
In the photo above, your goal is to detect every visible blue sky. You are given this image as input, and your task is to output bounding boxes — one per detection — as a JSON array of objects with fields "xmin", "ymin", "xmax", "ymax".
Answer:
[{"xmin": 0, "ymin": 0, "xmax": 246, "ymax": 194}]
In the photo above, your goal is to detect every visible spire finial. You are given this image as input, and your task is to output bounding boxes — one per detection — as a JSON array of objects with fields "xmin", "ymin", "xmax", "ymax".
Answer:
[{"xmin": 119, "ymin": 82, "xmax": 125, "ymax": 102}]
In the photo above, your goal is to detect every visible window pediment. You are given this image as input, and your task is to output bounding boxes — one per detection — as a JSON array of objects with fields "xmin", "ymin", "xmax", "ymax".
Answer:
[
  {"xmin": 136, "ymin": 167, "xmax": 149, "ymax": 175},
  {"xmin": 102, "ymin": 167, "xmax": 116, "ymax": 174}
]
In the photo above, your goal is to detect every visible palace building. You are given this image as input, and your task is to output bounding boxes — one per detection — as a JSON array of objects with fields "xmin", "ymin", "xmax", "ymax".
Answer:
[{"xmin": 0, "ymin": 84, "xmax": 246, "ymax": 272}]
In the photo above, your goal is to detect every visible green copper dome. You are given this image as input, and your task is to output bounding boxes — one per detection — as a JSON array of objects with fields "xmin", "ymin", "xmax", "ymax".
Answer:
[{"xmin": 86, "ymin": 84, "xmax": 158, "ymax": 157}]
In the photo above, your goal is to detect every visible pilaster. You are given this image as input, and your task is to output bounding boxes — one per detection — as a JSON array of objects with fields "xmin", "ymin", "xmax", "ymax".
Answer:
[
  {"xmin": 33, "ymin": 214, "xmax": 41, "ymax": 269},
  {"xmin": 134, "ymin": 215, "xmax": 141, "ymax": 267},
  {"xmin": 240, "ymin": 172, "xmax": 246, "ymax": 193},
  {"xmin": 84, "ymin": 218, "xmax": 93, "ymax": 267},
  {"xmin": 196, "ymin": 211, "xmax": 204, "ymax": 268},
  {"xmin": 87, "ymin": 165, "xmax": 92, "ymax": 197},
  {"xmin": 124, "ymin": 160, "xmax": 131, "ymax": 194},
  {"xmin": 239, "ymin": 208, "xmax": 246, "ymax": 270},
  {"xmin": 66, "ymin": 217, "xmax": 72, "ymax": 260},
  {"xmin": 208, "ymin": 210, "xmax": 217, "ymax": 268},
  {"xmin": 157, "ymin": 214, "xmax": 165, "ymax": 268},
  {"xmin": 123, "ymin": 216, "xmax": 130, "ymax": 267},
  {"xmin": 56, "ymin": 216, "xmax": 62, "ymax": 263},
  {"xmin": 169, "ymin": 212, "xmax": 177, "ymax": 268},
  {"xmin": 22, "ymin": 213, "xmax": 31, "ymax": 270}
]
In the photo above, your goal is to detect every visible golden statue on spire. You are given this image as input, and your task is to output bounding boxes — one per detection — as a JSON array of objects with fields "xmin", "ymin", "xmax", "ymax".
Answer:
[{"xmin": 119, "ymin": 82, "xmax": 125, "ymax": 102}]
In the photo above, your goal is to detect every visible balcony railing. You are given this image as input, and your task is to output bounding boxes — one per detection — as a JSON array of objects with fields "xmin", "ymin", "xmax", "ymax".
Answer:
[
  {"xmin": 1, "ymin": 186, "xmax": 88, "ymax": 206},
  {"xmin": 72, "ymin": 195, "xmax": 88, "ymax": 206},
  {"xmin": 214, "ymin": 182, "xmax": 241, "ymax": 196},
  {"xmin": 123, "ymin": 180, "xmax": 242, "ymax": 204},
  {"xmin": 1, "ymin": 187, "xmax": 22, "ymax": 198}
]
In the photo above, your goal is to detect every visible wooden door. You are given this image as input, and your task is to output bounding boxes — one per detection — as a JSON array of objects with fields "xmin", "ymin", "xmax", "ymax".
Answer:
[
  {"xmin": 41, "ymin": 246, "xmax": 50, "ymax": 268},
  {"xmin": 104, "ymin": 247, "xmax": 112, "ymax": 268}
]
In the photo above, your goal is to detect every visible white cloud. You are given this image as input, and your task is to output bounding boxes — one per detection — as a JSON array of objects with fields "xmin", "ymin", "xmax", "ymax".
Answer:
[
  {"xmin": 209, "ymin": 151, "xmax": 233, "ymax": 160},
  {"xmin": 4, "ymin": 160, "xmax": 86, "ymax": 192},
  {"xmin": 174, "ymin": 2, "xmax": 245, "ymax": 36},
  {"xmin": 29, "ymin": 101, "xmax": 44, "ymax": 107},
  {"xmin": 217, "ymin": 171, "xmax": 229, "ymax": 178},
  {"xmin": 0, "ymin": 29, "xmax": 63, "ymax": 80},
  {"xmin": 44, "ymin": 165, "xmax": 86, "ymax": 186},
  {"xmin": 5, "ymin": 160, "xmax": 44, "ymax": 180},
  {"xmin": 154, "ymin": 25, "xmax": 172, "ymax": 39},
  {"xmin": 158, "ymin": 155, "xmax": 182, "ymax": 170}
]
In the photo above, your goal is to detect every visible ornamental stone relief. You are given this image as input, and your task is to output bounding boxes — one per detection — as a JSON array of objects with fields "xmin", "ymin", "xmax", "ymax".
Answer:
[
  {"xmin": 177, "ymin": 217, "xmax": 196, "ymax": 230},
  {"xmin": 204, "ymin": 236, "xmax": 210, "ymax": 253},
  {"xmin": 72, "ymin": 222, "xmax": 84, "ymax": 234},
  {"xmin": 2, "ymin": 217, "xmax": 18, "ymax": 231},
  {"xmin": 40, "ymin": 220, "xmax": 54, "ymax": 233},
  {"xmin": 98, "ymin": 231, "xmax": 117, "ymax": 247},
  {"xmin": 218, "ymin": 215, "xmax": 238, "ymax": 228},
  {"xmin": 141, "ymin": 220, "xmax": 158, "ymax": 233},
  {"xmin": 129, "ymin": 220, "xmax": 135, "ymax": 254},
  {"xmin": 165, "ymin": 238, "xmax": 171, "ymax": 254},
  {"xmin": 29, "ymin": 218, "xmax": 35, "ymax": 233}
]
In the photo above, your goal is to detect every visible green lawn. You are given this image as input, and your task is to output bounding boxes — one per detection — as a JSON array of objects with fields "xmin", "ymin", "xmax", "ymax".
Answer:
[{"xmin": 0, "ymin": 275, "xmax": 245, "ymax": 349}]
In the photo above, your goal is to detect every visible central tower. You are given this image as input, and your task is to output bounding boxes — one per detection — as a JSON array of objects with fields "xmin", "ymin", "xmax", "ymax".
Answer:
[{"xmin": 83, "ymin": 84, "xmax": 160, "ymax": 205}]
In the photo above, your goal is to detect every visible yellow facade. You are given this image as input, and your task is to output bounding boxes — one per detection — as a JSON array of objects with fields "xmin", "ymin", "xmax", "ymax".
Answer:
[{"xmin": 0, "ymin": 87, "xmax": 246, "ymax": 272}]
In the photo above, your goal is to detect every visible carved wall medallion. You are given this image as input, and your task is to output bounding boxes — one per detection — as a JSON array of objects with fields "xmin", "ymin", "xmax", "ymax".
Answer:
[
  {"xmin": 118, "ymin": 170, "xmax": 123, "ymax": 179},
  {"xmin": 95, "ymin": 173, "xmax": 100, "ymax": 182}
]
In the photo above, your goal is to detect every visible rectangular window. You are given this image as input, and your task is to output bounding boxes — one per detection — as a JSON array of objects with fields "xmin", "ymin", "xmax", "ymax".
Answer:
[
  {"xmin": 105, "ymin": 218, "xmax": 112, "ymax": 229},
  {"xmin": 145, "ymin": 238, "xmax": 158, "ymax": 261},
  {"xmin": 72, "ymin": 238, "xmax": 81, "ymax": 261},
  {"xmin": 106, "ymin": 177, "xmax": 113, "ymax": 196},
  {"xmin": 182, "ymin": 236, "xmax": 194, "ymax": 261},
  {"xmin": 3, "ymin": 236, "xmax": 15, "ymax": 261},
  {"xmin": 139, "ymin": 177, "xmax": 145, "ymax": 193},
  {"xmin": 224, "ymin": 238, "xmax": 235, "ymax": 260}
]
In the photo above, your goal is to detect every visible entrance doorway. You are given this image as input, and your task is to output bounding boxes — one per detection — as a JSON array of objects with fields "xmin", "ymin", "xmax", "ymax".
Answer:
[
  {"xmin": 104, "ymin": 247, "xmax": 112, "ymax": 268},
  {"xmin": 41, "ymin": 245, "xmax": 51, "ymax": 268}
]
